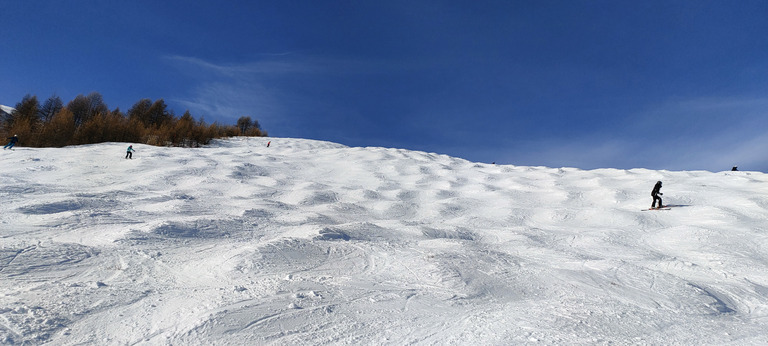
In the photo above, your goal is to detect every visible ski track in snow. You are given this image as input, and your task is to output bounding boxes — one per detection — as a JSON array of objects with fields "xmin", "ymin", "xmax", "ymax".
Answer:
[{"xmin": 1, "ymin": 137, "xmax": 768, "ymax": 344}]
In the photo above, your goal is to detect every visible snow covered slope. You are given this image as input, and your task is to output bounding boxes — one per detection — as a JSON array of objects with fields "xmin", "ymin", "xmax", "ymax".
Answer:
[
  {"xmin": 0, "ymin": 105, "xmax": 15, "ymax": 115},
  {"xmin": 1, "ymin": 137, "xmax": 768, "ymax": 344}
]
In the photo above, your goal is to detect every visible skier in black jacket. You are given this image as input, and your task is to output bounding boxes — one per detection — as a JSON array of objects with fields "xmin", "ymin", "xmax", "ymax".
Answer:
[
  {"xmin": 3, "ymin": 135, "xmax": 18, "ymax": 150},
  {"xmin": 651, "ymin": 181, "xmax": 663, "ymax": 209}
]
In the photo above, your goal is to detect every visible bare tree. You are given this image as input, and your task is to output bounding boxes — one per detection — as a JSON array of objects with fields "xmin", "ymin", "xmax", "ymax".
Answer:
[
  {"xmin": 66, "ymin": 92, "xmax": 108, "ymax": 127},
  {"xmin": 236, "ymin": 116, "xmax": 254, "ymax": 135},
  {"xmin": 39, "ymin": 95, "xmax": 63, "ymax": 123}
]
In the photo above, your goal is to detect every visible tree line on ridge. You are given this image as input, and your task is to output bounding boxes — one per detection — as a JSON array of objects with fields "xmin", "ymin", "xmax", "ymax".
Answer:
[{"xmin": 1, "ymin": 92, "xmax": 267, "ymax": 148}]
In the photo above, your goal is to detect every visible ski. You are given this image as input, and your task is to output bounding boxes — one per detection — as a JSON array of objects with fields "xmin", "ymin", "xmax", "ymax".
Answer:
[{"xmin": 642, "ymin": 207, "xmax": 671, "ymax": 211}]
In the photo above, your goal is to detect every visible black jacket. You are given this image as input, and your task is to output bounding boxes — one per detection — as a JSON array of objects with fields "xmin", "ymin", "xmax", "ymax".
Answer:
[{"xmin": 651, "ymin": 182, "xmax": 662, "ymax": 197}]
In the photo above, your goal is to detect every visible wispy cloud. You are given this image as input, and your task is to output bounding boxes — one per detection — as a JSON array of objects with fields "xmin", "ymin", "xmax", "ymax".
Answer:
[
  {"xmin": 578, "ymin": 96, "xmax": 767, "ymax": 171},
  {"xmin": 497, "ymin": 95, "xmax": 768, "ymax": 171},
  {"xmin": 164, "ymin": 53, "xmax": 420, "ymax": 133},
  {"xmin": 630, "ymin": 96, "xmax": 768, "ymax": 171},
  {"xmin": 171, "ymin": 81, "xmax": 281, "ymax": 122},
  {"xmin": 165, "ymin": 54, "xmax": 415, "ymax": 78},
  {"xmin": 632, "ymin": 96, "xmax": 768, "ymax": 133},
  {"xmin": 163, "ymin": 55, "xmax": 318, "ymax": 124},
  {"xmin": 664, "ymin": 121, "xmax": 768, "ymax": 172},
  {"xmin": 165, "ymin": 55, "xmax": 322, "ymax": 77}
]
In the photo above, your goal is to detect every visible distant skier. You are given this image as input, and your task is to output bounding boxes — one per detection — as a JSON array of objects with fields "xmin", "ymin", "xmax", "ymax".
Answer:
[
  {"xmin": 125, "ymin": 145, "xmax": 135, "ymax": 159},
  {"xmin": 3, "ymin": 135, "xmax": 18, "ymax": 150},
  {"xmin": 267, "ymin": 141, "xmax": 271, "ymax": 148},
  {"xmin": 651, "ymin": 181, "xmax": 664, "ymax": 209}
]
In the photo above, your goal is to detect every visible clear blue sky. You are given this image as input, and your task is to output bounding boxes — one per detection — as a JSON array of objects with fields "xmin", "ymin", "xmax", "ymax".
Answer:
[{"xmin": 2, "ymin": 1, "xmax": 767, "ymax": 171}]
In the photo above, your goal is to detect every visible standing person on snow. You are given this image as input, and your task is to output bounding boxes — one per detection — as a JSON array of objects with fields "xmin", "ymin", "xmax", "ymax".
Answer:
[
  {"xmin": 125, "ymin": 145, "xmax": 135, "ymax": 159},
  {"xmin": 3, "ymin": 135, "xmax": 18, "ymax": 150},
  {"xmin": 651, "ymin": 181, "xmax": 664, "ymax": 209}
]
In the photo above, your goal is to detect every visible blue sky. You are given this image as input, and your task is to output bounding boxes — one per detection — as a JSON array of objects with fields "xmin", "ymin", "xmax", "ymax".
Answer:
[{"xmin": 2, "ymin": 1, "xmax": 767, "ymax": 172}]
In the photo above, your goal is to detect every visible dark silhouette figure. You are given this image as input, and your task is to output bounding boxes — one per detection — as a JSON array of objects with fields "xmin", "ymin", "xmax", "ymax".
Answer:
[
  {"xmin": 651, "ymin": 181, "xmax": 663, "ymax": 209},
  {"xmin": 3, "ymin": 135, "xmax": 18, "ymax": 150}
]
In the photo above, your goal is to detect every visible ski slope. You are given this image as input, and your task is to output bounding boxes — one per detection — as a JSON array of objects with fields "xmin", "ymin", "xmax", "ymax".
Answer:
[{"xmin": 1, "ymin": 137, "xmax": 768, "ymax": 344}]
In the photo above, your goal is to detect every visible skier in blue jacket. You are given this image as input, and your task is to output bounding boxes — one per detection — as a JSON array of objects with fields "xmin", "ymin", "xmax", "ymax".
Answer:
[
  {"xmin": 3, "ymin": 135, "xmax": 18, "ymax": 150},
  {"xmin": 125, "ymin": 145, "xmax": 135, "ymax": 159}
]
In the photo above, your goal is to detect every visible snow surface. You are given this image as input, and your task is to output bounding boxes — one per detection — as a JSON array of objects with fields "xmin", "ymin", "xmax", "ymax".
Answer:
[
  {"xmin": 0, "ymin": 105, "xmax": 15, "ymax": 115},
  {"xmin": 1, "ymin": 137, "xmax": 768, "ymax": 345}
]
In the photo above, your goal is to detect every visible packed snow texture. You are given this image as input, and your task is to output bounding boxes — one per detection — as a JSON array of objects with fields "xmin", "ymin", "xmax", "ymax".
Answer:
[{"xmin": 1, "ymin": 137, "xmax": 768, "ymax": 344}]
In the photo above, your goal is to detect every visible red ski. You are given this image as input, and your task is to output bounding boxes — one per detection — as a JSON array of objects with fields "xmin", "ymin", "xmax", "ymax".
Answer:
[{"xmin": 642, "ymin": 206, "xmax": 671, "ymax": 211}]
